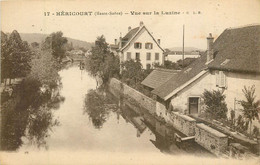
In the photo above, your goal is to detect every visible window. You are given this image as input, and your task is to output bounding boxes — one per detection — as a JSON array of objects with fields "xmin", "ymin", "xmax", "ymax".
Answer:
[
  {"xmin": 216, "ymin": 71, "xmax": 226, "ymax": 88},
  {"xmin": 135, "ymin": 53, "xmax": 140, "ymax": 61},
  {"xmin": 146, "ymin": 64, "xmax": 151, "ymax": 70},
  {"xmin": 145, "ymin": 43, "xmax": 153, "ymax": 49},
  {"xmin": 134, "ymin": 42, "xmax": 142, "ymax": 49},
  {"xmin": 127, "ymin": 52, "xmax": 131, "ymax": 60},
  {"xmin": 155, "ymin": 53, "xmax": 159, "ymax": 60},
  {"xmin": 146, "ymin": 53, "xmax": 151, "ymax": 60}
]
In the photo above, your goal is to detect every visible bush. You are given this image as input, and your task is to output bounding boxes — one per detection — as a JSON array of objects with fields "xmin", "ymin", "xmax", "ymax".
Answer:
[{"xmin": 202, "ymin": 89, "xmax": 228, "ymax": 120}]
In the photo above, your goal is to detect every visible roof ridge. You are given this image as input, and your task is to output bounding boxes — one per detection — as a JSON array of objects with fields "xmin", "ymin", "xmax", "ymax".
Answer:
[
  {"xmin": 226, "ymin": 23, "xmax": 260, "ymax": 30},
  {"xmin": 155, "ymin": 68, "xmax": 181, "ymax": 73}
]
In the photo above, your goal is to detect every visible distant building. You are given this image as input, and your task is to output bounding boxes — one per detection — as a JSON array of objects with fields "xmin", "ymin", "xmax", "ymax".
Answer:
[
  {"xmin": 165, "ymin": 51, "xmax": 200, "ymax": 63},
  {"xmin": 110, "ymin": 21, "xmax": 165, "ymax": 69},
  {"xmin": 69, "ymin": 49, "xmax": 84, "ymax": 56},
  {"xmin": 143, "ymin": 24, "xmax": 260, "ymax": 127}
]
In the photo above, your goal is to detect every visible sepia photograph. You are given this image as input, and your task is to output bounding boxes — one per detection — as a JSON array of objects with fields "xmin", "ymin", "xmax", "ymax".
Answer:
[{"xmin": 0, "ymin": 0, "xmax": 260, "ymax": 164}]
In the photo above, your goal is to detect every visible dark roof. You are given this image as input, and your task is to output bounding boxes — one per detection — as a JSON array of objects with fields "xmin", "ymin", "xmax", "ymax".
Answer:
[
  {"xmin": 152, "ymin": 52, "xmax": 208, "ymax": 99},
  {"xmin": 122, "ymin": 27, "xmax": 140, "ymax": 40},
  {"xmin": 141, "ymin": 69, "xmax": 179, "ymax": 89},
  {"xmin": 120, "ymin": 25, "xmax": 165, "ymax": 52},
  {"xmin": 207, "ymin": 25, "xmax": 260, "ymax": 73},
  {"xmin": 121, "ymin": 27, "xmax": 140, "ymax": 47},
  {"xmin": 152, "ymin": 24, "xmax": 260, "ymax": 100}
]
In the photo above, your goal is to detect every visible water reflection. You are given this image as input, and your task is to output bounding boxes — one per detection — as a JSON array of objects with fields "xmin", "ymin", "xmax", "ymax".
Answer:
[
  {"xmin": 83, "ymin": 88, "xmax": 118, "ymax": 129},
  {"xmin": 84, "ymin": 86, "xmax": 213, "ymax": 157},
  {"xmin": 1, "ymin": 77, "xmax": 64, "ymax": 150},
  {"xmin": 1, "ymin": 65, "xmax": 213, "ymax": 156}
]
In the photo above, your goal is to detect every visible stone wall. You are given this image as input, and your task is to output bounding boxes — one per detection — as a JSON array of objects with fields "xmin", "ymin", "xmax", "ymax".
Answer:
[
  {"xmin": 169, "ymin": 112, "xmax": 196, "ymax": 136},
  {"xmin": 156, "ymin": 102, "xmax": 171, "ymax": 122},
  {"xmin": 109, "ymin": 78, "xmax": 156, "ymax": 114},
  {"xmin": 195, "ymin": 123, "xmax": 228, "ymax": 156}
]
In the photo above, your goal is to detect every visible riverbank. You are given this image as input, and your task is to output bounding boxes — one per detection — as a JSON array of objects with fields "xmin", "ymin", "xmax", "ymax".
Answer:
[{"xmin": 108, "ymin": 78, "xmax": 259, "ymax": 158}]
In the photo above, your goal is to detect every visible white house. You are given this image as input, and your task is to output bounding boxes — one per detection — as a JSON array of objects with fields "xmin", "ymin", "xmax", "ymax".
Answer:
[
  {"xmin": 110, "ymin": 21, "xmax": 165, "ymax": 69},
  {"xmin": 165, "ymin": 51, "xmax": 200, "ymax": 63},
  {"xmin": 145, "ymin": 24, "xmax": 260, "ymax": 127}
]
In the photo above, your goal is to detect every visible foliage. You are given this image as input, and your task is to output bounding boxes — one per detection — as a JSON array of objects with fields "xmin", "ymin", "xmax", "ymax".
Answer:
[
  {"xmin": 121, "ymin": 59, "xmax": 143, "ymax": 87},
  {"xmin": 235, "ymin": 115, "xmax": 249, "ymax": 135},
  {"xmin": 176, "ymin": 58, "xmax": 196, "ymax": 68},
  {"xmin": 29, "ymin": 50, "xmax": 61, "ymax": 89},
  {"xmin": 85, "ymin": 35, "xmax": 120, "ymax": 85},
  {"xmin": 1, "ymin": 30, "xmax": 31, "ymax": 82},
  {"xmin": 64, "ymin": 42, "xmax": 74, "ymax": 51},
  {"xmin": 120, "ymin": 59, "xmax": 153, "ymax": 96},
  {"xmin": 84, "ymin": 88, "xmax": 118, "ymax": 129},
  {"xmin": 42, "ymin": 31, "xmax": 68, "ymax": 63},
  {"xmin": 202, "ymin": 89, "xmax": 228, "ymax": 120},
  {"xmin": 31, "ymin": 42, "xmax": 40, "ymax": 48},
  {"xmin": 1, "ymin": 77, "xmax": 64, "ymax": 150},
  {"xmin": 240, "ymin": 85, "xmax": 260, "ymax": 135},
  {"xmin": 154, "ymin": 60, "xmax": 180, "ymax": 70},
  {"xmin": 252, "ymin": 126, "xmax": 260, "ymax": 138},
  {"xmin": 155, "ymin": 58, "xmax": 196, "ymax": 70}
]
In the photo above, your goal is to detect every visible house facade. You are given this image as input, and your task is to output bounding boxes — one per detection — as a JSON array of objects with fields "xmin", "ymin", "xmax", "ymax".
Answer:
[
  {"xmin": 165, "ymin": 51, "xmax": 200, "ymax": 63},
  {"xmin": 146, "ymin": 25, "xmax": 260, "ymax": 127},
  {"xmin": 110, "ymin": 22, "xmax": 165, "ymax": 69}
]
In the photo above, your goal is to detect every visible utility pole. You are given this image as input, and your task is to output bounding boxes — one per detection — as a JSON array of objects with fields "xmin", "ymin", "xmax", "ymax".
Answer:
[{"xmin": 182, "ymin": 24, "xmax": 185, "ymax": 68}]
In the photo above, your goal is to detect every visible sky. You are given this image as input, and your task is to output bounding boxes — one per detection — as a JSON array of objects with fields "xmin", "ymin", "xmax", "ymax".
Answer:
[{"xmin": 1, "ymin": 0, "xmax": 260, "ymax": 49}]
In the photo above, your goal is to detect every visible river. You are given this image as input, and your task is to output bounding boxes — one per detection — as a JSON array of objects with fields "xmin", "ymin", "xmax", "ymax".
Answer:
[{"xmin": 1, "ymin": 65, "xmax": 215, "ymax": 164}]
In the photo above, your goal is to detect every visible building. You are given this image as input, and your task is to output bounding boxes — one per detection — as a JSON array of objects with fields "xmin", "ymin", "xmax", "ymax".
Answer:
[
  {"xmin": 141, "ymin": 68, "xmax": 179, "ymax": 91},
  {"xmin": 142, "ymin": 25, "xmax": 260, "ymax": 127},
  {"xmin": 110, "ymin": 21, "xmax": 165, "ymax": 69},
  {"xmin": 165, "ymin": 51, "xmax": 200, "ymax": 63}
]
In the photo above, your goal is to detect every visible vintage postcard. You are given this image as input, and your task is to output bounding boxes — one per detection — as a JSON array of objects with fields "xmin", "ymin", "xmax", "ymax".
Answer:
[{"xmin": 1, "ymin": 0, "xmax": 260, "ymax": 164}]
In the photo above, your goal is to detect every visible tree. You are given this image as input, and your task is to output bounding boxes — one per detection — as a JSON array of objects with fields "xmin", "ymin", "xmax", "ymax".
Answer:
[
  {"xmin": 64, "ymin": 42, "xmax": 74, "ymax": 51},
  {"xmin": 31, "ymin": 42, "xmax": 40, "ymax": 48},
  {"xmin": 121, "ymin": 59, "xmax": 143, "ymax": 87},
  {"xmin": 85, "ymin": 35, "xmax": 120, "ymax": 86},
  {"xmin": 29, "ymin": 50, "xmax": 60, "ymax": 89},
  {"xmin": 42, "ymin": 31, "xmax": 68, "ymax": 63},
  {"xmin": 240, "ymin": 85, "xmax": 260, "ymax": 136},
  {"xmin": 1, "ymin": 30, "xmax": 31, "ymax": 84},
  {"xmin": 202, "ymin": 89, "xmax": 228, "ymax": 120}
]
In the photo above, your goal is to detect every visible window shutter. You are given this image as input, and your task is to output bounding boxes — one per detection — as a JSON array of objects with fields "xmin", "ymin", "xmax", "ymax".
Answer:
[
  {"xmin": 216, "ymin": 71, "xmax": 219, "ymax": 86},
  {"xmin": 219, "ymin": 71, "xmax": 226, "ymax": 87}
]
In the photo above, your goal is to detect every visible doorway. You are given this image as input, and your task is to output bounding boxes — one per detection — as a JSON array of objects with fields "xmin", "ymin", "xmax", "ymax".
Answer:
[{"xmin": 189, "ymin": 97, "xmax": 199, "ymax": 114}]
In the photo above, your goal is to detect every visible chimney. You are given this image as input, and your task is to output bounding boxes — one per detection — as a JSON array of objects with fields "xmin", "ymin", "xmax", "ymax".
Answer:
[
  {"xmin": 115, "ymin": 39, "xmax": 117, "ymax": 45},
  {"xmin": 140, "ymin": 21, "xmax": 144, "ymax": 27},
  {"xmin": 128, "ymin": 26, "xmax": 131, "ymax": 32},
  {"xmin": 157, "ymin": 39, "xmax": 161, "ymax": 45},
  {"xmin": 207, "ymin": 33, "xmax": 214, "ymax": 63},
  {"xmin": 119, "ymin": 36, "xmax": 122, "ymax": 49}
]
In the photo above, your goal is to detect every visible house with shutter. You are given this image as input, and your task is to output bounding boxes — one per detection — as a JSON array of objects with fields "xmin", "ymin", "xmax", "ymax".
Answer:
[
  {"xmin": 148, "ymin": 25, "xmax": 260, "ymax": 125},
  {"xmin": 110, "ymin": 21, "xmax": 165, "ymax": 69}
]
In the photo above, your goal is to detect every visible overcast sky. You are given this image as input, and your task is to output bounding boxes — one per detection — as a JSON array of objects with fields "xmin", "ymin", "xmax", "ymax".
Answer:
[{"xmin": 1, "ymin": 0, "xmax": 260, "ymax": 49}]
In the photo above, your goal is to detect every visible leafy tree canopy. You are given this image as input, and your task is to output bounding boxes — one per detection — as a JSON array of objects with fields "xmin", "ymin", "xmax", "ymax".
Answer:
[
  {"xmin": 42, "ymin": 31, "xmax": 68, "ymax": 62},
  {"xmin": 1, "ymin": 30, "xmax": 31, "ymax": 81},
  {"xmin": 85, "ymin": 35, "xmax": 120, "ymax": 85}
]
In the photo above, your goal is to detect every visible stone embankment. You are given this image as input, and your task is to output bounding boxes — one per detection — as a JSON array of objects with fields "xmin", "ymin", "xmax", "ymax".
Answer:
[{"xmin": 109, "ymin": 78, "xmax": 258, "ymax": 157}]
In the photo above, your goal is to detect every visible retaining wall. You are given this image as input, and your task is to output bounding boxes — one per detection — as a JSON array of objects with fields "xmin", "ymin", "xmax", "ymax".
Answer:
[
  {"xmin": 169, "ymin": 112, "xmax": 196, "ymax": 136},
  {"xmin": 109, "ymin": 78, "xmax": 156, "ymax": 114},
  {"xmin": 195, "ymin": 123, "xmax": 228, "ymax": 156}
]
